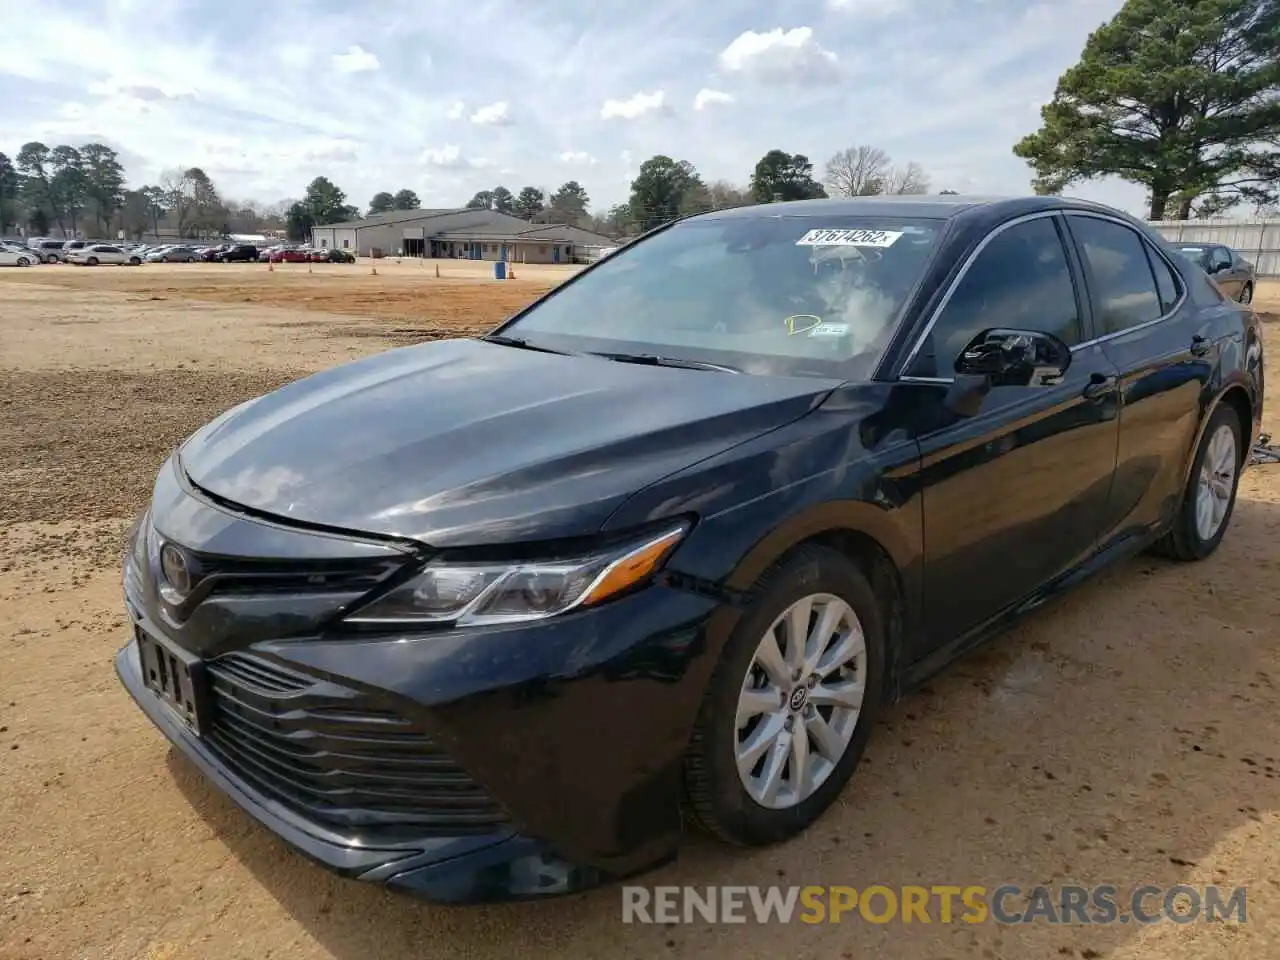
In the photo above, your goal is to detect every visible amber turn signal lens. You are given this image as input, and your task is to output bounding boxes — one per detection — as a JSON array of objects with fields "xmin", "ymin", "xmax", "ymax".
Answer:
[{"xmin": 580, "ymin": 527, "xmax": 686, "ymax": 606}]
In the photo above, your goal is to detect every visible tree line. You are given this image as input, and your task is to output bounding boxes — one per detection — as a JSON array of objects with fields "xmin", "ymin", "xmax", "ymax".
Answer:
[{"xmin": 0, "ymin": 142, "xmax": 298, "ymax": 240}]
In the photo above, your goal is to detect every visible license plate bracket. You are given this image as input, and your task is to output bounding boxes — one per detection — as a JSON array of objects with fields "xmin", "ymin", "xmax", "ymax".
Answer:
[{"xmin": 136, "ymin": 626, "xmax": 211, "ymax": 736}]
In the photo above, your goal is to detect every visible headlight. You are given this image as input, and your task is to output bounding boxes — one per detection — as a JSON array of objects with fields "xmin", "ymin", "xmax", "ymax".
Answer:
[{"xmin": 344, "ymin": 523, "xmax": 688, "ymax": 626}]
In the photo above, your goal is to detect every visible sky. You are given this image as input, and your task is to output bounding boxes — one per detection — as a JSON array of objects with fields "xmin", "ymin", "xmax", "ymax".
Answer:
[{"xmin": 0, "ymin": 0, "xmax": 1149, "ymax": 216}]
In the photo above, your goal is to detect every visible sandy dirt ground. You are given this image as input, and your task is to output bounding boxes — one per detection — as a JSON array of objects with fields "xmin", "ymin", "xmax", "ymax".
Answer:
[{"xmin": 1, "ymin": 261, "xmax": 1278, "ymax": 960}]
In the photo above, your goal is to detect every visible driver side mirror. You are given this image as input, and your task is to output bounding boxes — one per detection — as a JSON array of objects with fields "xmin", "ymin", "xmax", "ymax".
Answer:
[{"xmin": 944, "ymin": 328, "xmax": 1073, "ymax": 417}]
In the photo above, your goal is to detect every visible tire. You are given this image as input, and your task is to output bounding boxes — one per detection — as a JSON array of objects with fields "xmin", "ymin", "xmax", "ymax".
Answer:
[
  {"xmin": 16, "ymin": 256, "xmax": 30, "ymax": 267},
  {"xmin": 1150, "ymin": 404, "xmax": 1243, "ymax": 561},
  {"xmin": 129, "ymin": 256, "xmax": 141, "ymax": 266},
  {"xmin": 683, "ymin": 545, "xmax": 885, "ymax": 846},
  {"xmin": 1240, "ymin": 283, "xmax": 1253, "ymax": 305},
  {"xmin": 86, "ymin": 257, "xmax": 98, "ymax": 266}
]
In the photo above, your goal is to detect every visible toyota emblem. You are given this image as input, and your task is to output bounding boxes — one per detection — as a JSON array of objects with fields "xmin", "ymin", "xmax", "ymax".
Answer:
[{"xmin": 160, "ymin": 543, "xmax": 193, "ymax": 597}]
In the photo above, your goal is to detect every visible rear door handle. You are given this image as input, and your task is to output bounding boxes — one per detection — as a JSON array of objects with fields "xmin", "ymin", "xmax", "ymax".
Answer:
[
  {"xmin": 1082, "ymin": 373, "xmax": 1117, "ymax": 400},
  {"xmin": 1190, "ymin": 335, "xmax": 1211, "ymax": 357}
]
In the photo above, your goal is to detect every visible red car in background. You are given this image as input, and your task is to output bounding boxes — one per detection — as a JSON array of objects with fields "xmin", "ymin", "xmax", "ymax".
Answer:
[{"xmin": 269, "ymin": 248, "xmax": 310, "ymax": 263}]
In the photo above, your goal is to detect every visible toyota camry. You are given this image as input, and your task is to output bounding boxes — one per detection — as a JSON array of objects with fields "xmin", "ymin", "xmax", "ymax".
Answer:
[{"xmin": 117, "ymin": 195, "xmax": 1263, "ymax": 903}]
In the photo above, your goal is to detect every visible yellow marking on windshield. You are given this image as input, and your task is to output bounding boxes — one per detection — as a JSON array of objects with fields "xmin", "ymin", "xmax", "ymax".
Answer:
[{"xmin": 785, "ymin": 315, "xmax": 822, "ymax": 336}]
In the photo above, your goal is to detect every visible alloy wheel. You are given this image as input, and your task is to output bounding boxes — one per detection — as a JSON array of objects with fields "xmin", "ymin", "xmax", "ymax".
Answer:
[
  {"xmin": 1195, "ymin": 423, "xmax": 1237, "ymax": 542},
  {"xmin": 735, "ymin": 593, "xmax": 867, "ymax": 809},
  {"xmin": 1240, "ymin": 285, "xmax": 1253, "ymax": 305}
]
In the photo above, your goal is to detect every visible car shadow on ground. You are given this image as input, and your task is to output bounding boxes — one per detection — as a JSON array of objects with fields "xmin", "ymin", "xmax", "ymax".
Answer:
[{"xmin": 167, "ymin": 494, "xmax": 1280, "ymax": 959}]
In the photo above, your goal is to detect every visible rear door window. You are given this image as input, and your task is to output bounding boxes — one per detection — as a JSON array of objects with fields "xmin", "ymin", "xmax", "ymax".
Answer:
[
  {"xmin": 1145, "ymin": 245, "xmax": 1182, "ymax": 313},
  {"xmin": 1067, "ymin": 216, "xmax": 1163, "ymax": 335}
]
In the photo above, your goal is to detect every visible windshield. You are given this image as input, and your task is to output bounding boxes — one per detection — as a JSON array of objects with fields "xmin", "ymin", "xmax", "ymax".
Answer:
[{"xmin": 501, "ymin": 216, "xmax": 944, "ymax": 378}]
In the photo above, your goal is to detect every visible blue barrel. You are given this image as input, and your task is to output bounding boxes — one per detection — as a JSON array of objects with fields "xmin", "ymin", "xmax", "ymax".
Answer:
[{"xmin": 494, "ymin": 260, "xmax": 507, "ymax": 280}]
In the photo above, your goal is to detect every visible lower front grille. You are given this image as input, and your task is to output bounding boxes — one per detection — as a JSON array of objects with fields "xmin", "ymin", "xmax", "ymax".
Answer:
[{"xmin": 203, "ymin": 653, "xmax": 508, "ymax": 835}]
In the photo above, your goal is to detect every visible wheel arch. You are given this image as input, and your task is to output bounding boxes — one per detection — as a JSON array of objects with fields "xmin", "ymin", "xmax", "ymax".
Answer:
[
  {"xmin": 1218, "ymin": 384, "xmax": 1255, "ymax": 462},
  {"xmin": 711, "ymin": 503, "xmax": 918, "ymax": 704},
  {"xmin": 1183, "ymin": 382, "xmax": 1256, "ymax": 485}
]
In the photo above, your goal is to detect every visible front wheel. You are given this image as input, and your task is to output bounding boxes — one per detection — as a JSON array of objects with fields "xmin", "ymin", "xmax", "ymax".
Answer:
[
  {"xmin": 1150, "ymin": 404, "xmax": 1243, "ymax": 561},
  {"xmin": 1240, "ymin": 283, "xmax": 1253, "ymax": 305},
  {"xmin": 16, "ymin": 256, "xmax": 31, "ymax": 267},
  {"xmin": 683, "ymin": 545, "xmax": 885, "ymax": 846},
  {"xmin": 86, "ymin": 257, "xmax": 99, "ymax": 266},
  {"xmin": 129, "ymin": 256, "xmax": 141, "ymax": 265}
]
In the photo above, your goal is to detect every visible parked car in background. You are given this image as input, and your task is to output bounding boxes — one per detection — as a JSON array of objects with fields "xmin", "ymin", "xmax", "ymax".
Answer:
[
  {"xmin": 116, "ymin": 195, "xmax": 1264, "ymax": 903},
  {"xmin": 323, "ymin": 248, "xmax": 355, "ymax": 263},
  {"xmin": 216, "ymin": 244, "xmax": 259, "ymax": 263},
  {"xmin": 0, "ymin": 242, "xmax": 38, "ymax": 266},
  {"xmin": 28, "ymin": 239, "xmax": 68, "ymax": 262},
  {"xmin": 1175, "ymin": 243, "xmax": 1255, "ymax": 304},
  {"xmin": 269, "ymin": 247, "xmax": 309, "ymax": 263},
  {"xmin": 197, "ymin": 244, "xmax": 230, "ymax": 262},
  {"xmin": 60, "ymin": 240, "xmax": 98, "ymax": 259},
  {"xmin": 66, "ymin": 244, "xmax": 142, "ymax": 266},
  {"xmin": 147, "ymin": 245, "xmax": 199, "ymax": 263}
]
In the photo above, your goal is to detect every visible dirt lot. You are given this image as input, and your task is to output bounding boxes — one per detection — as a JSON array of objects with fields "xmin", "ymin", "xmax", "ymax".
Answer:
[{"xmin": 1, "ymin": 261, "xmax": 1278, "ymax": 960}]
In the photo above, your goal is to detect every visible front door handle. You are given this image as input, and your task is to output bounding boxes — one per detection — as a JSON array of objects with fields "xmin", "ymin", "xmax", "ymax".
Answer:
[
  {"xmin": 1082, "ymin": 373, "xmax": 1117, "ymax": 400},
  {"xmin": 1190, "ymin": 335, "xmax": 1211, "ymax": 357}
]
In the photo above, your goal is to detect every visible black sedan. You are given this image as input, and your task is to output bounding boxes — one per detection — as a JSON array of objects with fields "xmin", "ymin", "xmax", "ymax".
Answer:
[
  {"xmin": 117, "ymin": 195, "xmax": 1263, "ymax": 903},
  {"xmin": 1175, "ymin": 242, "xmax": 1257, "ymax": 305}
]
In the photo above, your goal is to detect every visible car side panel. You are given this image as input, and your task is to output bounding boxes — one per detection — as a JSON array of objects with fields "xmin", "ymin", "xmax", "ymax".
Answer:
[
  {"xmin": 909, "ymin": 352, "xmax": 1121, "ymax": 648},
  {"xmin": 600, "ymin": 383, "xmax": 929, "ymax": 665}
]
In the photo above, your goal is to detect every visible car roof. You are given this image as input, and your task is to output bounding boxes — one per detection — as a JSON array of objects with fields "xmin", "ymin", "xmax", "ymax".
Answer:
[{"xmin": 685, "ymin": 194, "xmax": 1138, "ymax": 225}]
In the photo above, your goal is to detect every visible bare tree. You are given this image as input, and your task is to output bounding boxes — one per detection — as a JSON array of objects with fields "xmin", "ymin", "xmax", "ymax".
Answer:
[
  {"xmin": 706, "ymin": 180, "xmax": 754, "ymax": 210},
  {"xmin": 823, "ymin": 145, "xmax": 891, "ymax": 197},
  {"xmin": 158, "ymin": 168, "xmax": 194, "ymax": 235},
  {"xmin": 882, "ymin": 161, "xmax": 931, "ymax": 195}
]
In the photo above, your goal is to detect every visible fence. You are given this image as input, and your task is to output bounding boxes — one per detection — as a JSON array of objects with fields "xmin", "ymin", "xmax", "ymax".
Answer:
[{"xmin": 1148, "ymin": 219, "xmax": 1280, "ymax": 278}]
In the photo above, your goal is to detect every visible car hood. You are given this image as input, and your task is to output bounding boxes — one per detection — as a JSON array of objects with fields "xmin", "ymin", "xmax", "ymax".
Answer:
[{"xmin": 178, "ymin": 338, "xmax": 839, "ymax": 546}]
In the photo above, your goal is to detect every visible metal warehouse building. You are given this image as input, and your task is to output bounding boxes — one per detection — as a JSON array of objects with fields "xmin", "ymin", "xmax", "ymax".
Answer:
[{"xmin": 310, "ymin": 208, "xmax": 615, "ymax": 263}]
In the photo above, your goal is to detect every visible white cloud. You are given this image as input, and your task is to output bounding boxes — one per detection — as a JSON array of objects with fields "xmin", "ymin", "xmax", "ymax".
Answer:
[
  {"xmin": 827, "ymin": 0, "xmax": 909, "ymax": 16},
  {"xmin": 601, "ymin": 90, "xmax": 671, "ymax": 120},
  {"xmin": 87, "ymin": 78, "xmax": 194, "ymax": 100},
  {"xmin": 693, "ymin": 88, "xmax": 734, "ymax": 111},
  {"xmin": 420, "ymin": 144, "xmax": 486, "ymax": 169},
  {"xmin": 446, "ymin": 101, "xmax": 465, "ymax": 120},
  {"xmin": 718, "ymin": 27, "xmax": 840, "ymax": 86},
  {"xmin": 469, "ymin": 101, "xmax": 512, "ymax": 125},
  {"xmin": 559, "ymin": 150, "xmax": 598, "ymax": 165},
  {"xmin": 331, "ymin": 44, "xmax": 380, "ymax": 74}
]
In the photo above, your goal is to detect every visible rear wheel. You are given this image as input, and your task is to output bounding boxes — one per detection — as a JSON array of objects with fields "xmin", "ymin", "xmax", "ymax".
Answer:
[
  {"xmin": 86, "ymin": 257, "xmax": 99, "ymax": 266},
  {"xmin": 1240, "ymin": 283, "xmax": 1253, "ymax": 305},
  {"xmin": 683, "ymin": 545, "xmax": 884, "ymax": 846},
  {"xmin": 1150, "ymin": 404, "xmax": 1242, "ymax": 561}
]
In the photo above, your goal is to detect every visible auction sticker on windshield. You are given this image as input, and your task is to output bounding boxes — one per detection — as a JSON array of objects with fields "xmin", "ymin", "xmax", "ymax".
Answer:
[{"xmin": 795, "ymin": 228, "xmax": 903, "ymax": 247}]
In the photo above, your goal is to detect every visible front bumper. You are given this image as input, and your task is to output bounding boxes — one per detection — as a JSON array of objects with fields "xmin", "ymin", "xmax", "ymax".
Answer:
[{"xmin": 117, "ymin": 579, "xmax": 727, "ymax": 903}]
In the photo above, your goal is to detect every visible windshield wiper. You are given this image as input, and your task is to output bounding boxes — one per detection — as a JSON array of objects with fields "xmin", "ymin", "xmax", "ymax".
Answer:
[
  {"xmin": 586, "ymin": 351, "xmax": 740, "ymax": 373},
  {"xmin": 477, "ymin": 334, "xmax": 572, "ymax": 355}
]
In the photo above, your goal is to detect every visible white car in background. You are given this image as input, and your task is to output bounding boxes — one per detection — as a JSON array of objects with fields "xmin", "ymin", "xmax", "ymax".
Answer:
[
  {"xmin": 0, "ymin": 242, "xmax": 38, "ymax": 266},
  {"xmin": 65, "ymin": 244, "xmax": 143, "ymax": 266}
]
